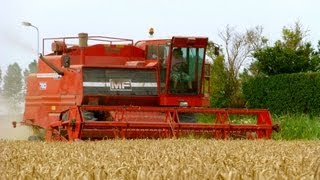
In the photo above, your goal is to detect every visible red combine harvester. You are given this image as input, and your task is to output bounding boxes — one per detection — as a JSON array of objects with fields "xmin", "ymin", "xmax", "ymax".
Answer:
[{"xmin": 20, "ymin": 33, "xmax": 279, "ymax": 141}]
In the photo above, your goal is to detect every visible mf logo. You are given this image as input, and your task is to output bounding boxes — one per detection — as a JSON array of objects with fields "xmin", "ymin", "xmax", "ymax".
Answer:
[{"xmin": 109, "ymin": 79, "xmax": 132, "ymax": 91}]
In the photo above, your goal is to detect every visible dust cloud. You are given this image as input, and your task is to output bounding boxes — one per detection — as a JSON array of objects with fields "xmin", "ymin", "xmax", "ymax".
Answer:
[
  {"xmin": 0, "ymin": 97, "xmax": 33, "ymax": 140},
  {"xmin": 2, "ymin": 29, "xmax": 37, "ymax": 54},
  {"xmin": 0, "ymin": 28, "xmax": 37, "ymax": 140}
]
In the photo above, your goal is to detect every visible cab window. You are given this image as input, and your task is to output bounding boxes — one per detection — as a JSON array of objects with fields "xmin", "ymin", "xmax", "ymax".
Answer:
[
  {"xmin": 146, "ymin": 45, "xmax": 158, "ymax": 59},
  {"xmin": 169, "ymin": 47, "xmax": 205, "ymax": 95},
  {"xmin": 146, "ymin": 44, "xmax": 169, "ymax": 93},
  {"xmin": 146, "ymin": 45, "xmax": 168, "ymax": 60}
]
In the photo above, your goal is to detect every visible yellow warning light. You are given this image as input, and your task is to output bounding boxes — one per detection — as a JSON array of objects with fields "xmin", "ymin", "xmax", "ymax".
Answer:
[
  {"xmin": 51, "ymin": 106, "xmax": 56, "ymax": 111},
  {"xmin": 149, "ymin": 27, "xmax": 154, "ymax": 36}
]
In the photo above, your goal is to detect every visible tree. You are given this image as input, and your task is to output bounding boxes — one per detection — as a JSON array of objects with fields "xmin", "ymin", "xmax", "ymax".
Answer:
[
  {"xmin": 218, "ymin": 25, "xmax": 267, "ymax": 107},
  {"xmin": 23, "ymin": 60, "xmax": 38, "ymax": 96},
  {"xmin": 219, "ymin": 25, "xmax": 267, "ymax": 80},
  {"xmin": 210, "ymin": 56, "xmax": 228, "ymax": 107},
  {"xmin": 239, "ymin": 60, "xmax": 264, "ymax": 85},
  {"xmin": 23, "ymin": 60, "xmax": 38, "ymax": 79},
  {"xmin": 206, "ymin": 41, "xmax": 220, "ymax": 62},
  {"xmin": 254, "ymin": 22, "xmax": 320, "ymax": 75},
  {"xmin": 3, "ymin": 63, "xmax": 23, "ymax": 111},
  {"xmin": 28, "ymin": 60, "xmax": 38, "ymax": 74}
]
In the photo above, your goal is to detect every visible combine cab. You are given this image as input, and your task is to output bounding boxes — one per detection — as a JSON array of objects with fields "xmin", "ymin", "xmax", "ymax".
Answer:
[{"xmin": 21, "ymin": 33, "xmax": 279, "ymax": 141}]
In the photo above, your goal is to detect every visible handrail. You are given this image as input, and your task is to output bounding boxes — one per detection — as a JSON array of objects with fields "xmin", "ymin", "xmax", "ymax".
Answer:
[{"xmin": 42, "ymin": 35, "xmax": 134, "ymax": 54}]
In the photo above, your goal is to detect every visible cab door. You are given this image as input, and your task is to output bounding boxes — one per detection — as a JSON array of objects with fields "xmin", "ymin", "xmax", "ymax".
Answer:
[
  {"xmin": 159, "ymin": 37, "xmax": 209, "ymax": 107},
  {"xmin": 166, "ymin": 37, "xmax": 208, "ymax": 95}
]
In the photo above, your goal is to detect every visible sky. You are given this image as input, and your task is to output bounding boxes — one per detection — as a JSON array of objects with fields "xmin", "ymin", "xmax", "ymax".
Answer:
[{"xmin": 0, "ymin": 0, "xmax": 319, "ymax": 73}]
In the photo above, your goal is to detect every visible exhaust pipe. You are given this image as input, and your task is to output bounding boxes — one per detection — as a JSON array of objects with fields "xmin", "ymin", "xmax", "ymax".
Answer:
[{"xmin": 78, "ymin": 33, "xmax": 88, "ymax": 48}]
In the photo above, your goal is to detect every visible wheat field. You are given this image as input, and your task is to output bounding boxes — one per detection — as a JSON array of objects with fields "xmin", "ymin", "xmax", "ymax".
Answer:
[{"xmin": 1, "ymin": 139, "xmax": 319, "ymax": 179}]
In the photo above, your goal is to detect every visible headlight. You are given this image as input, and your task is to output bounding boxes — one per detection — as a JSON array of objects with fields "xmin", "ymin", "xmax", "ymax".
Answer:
[{"xmin": 179, "ymin": 101, "xmax": 188, "ymax": 107}]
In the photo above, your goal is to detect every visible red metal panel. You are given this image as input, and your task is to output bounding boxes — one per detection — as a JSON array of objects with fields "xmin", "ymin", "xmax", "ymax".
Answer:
[
  {"xmin": 172, "ymin": 37, "xmax": 208, "ymax": 47},
  {"xmin": 45, "ymin": 106, "xmax": 276, "ymax": 141}
]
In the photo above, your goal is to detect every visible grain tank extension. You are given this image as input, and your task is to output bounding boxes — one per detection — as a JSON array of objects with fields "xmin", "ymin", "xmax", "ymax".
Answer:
[{"xmin": 19, "ymin": 33, "xmax": 279, "ymax": 141}]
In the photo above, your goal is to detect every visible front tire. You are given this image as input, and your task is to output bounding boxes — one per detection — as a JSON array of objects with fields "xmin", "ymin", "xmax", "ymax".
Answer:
[{"xmin": 27, "ymin": 135, "xmax": 42, "ymax": 141}]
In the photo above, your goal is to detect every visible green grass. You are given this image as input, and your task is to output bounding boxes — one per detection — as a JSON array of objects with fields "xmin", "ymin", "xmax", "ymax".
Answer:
[
  {"xmin": 196, "ymin": 114, "xmax": 257, "ymax": 124},
  {"xmin": 196, "ymin": 113, "xmax": 320, "ymax": 140},
  {"xmin": 196, "ymin": 113, "xmax": 216, "ymax": 123},
  {"xmin": 272, "ymin": 114, "xmax": 320, "ymax": 140}
]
